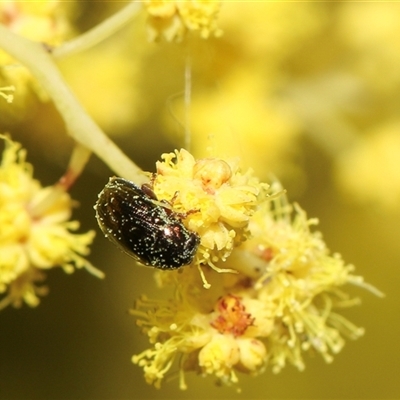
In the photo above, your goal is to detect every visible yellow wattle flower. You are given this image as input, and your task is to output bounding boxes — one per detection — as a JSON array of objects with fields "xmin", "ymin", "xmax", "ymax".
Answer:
[
  {"xmin": 130, "ymin": 151, "xmax": 382, "ymax": 390},
  {"xmin": 0, "ymin": 135, "xmax": 103, "ymax": 310},
  {"xmin": 153, "ymin": 148, "xmax": 267, "ymax": 287},
  {"xmin": 144, "ymin": 0, "xmax": 222, "ymax": 42}
]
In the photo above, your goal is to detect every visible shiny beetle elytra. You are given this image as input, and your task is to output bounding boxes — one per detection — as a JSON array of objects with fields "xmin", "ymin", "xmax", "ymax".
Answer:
[{"xmin": 95, "ymin": 177, "xmax": 200, "ymax": 270}]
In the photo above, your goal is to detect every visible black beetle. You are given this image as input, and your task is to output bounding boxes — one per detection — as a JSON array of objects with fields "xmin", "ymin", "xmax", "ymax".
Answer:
[{"xmin": 95, "ymin": 177, "xmax": 200, "ymax": 270}]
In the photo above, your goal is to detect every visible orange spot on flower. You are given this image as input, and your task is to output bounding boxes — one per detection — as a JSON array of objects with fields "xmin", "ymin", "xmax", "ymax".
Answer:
[
  {"xmin": 255, "ymin": 245, "xmax": 275, "ymax": 262},
  {"xmin": 210, "ymin": 294, "xmax": 254, "ymax": 337}
]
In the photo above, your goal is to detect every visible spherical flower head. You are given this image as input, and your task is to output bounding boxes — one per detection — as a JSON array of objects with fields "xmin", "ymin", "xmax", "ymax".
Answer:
[
  {"xmin": 131, "ymin": 179, "xmax": 382, "ymax": 389},
  {"xmin": 228, "ymin": 185, "xmax": 383, "ymax": 373},
  {"xmin": 0, "ymin": 135, "xmax": 103, "ymax": 309},
  {"xmin": 144, "ymin": 0, "xmax": 222, "ymax": 42},
  {"xmin": 132, "ymin": 292, "xmax": 272, "ymax": 389},
  {"xmin": 153, "ymin": 149, "xmax": 267, "ymax": 276}
]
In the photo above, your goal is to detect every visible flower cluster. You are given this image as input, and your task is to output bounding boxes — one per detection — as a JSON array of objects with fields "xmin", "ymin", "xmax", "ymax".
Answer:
[
  {"xmin": 130, "ymin": 151, "xmax": 381, "ymax": 389},
  {"xmin": 152, "ymin": 148, "xmax": 267, "ymax": 287},
  {"xmin": 0, "ymin": 135, "xmax": 103, "ymax": 310},
  {"xmin": 144, "ymin": 0, "xmax": 222, "ymax": 42}
]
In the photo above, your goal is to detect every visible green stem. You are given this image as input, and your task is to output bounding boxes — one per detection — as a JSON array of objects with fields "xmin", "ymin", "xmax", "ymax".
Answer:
[
  {"xmin": 53, "ymin": 1, "xmax": 142, "ymax": 59},
  {"xmin": 0, "ymin": 23, "xmax": 147, "ymax": 184}
]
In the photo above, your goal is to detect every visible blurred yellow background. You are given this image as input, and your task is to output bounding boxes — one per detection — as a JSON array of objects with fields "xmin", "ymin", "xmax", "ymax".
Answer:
[{"xmin": 0, "ymin": 2, "xmax": 399, "ymax": 398}]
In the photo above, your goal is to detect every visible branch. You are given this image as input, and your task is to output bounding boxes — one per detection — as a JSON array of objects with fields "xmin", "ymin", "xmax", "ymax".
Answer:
[
  {"xmin": 53, "ymin": 1, "xmax": 142, "ymax": 59},
  {"xmin": 0, "ymin": 23, "xmax": 147, "ymax": 184}
]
